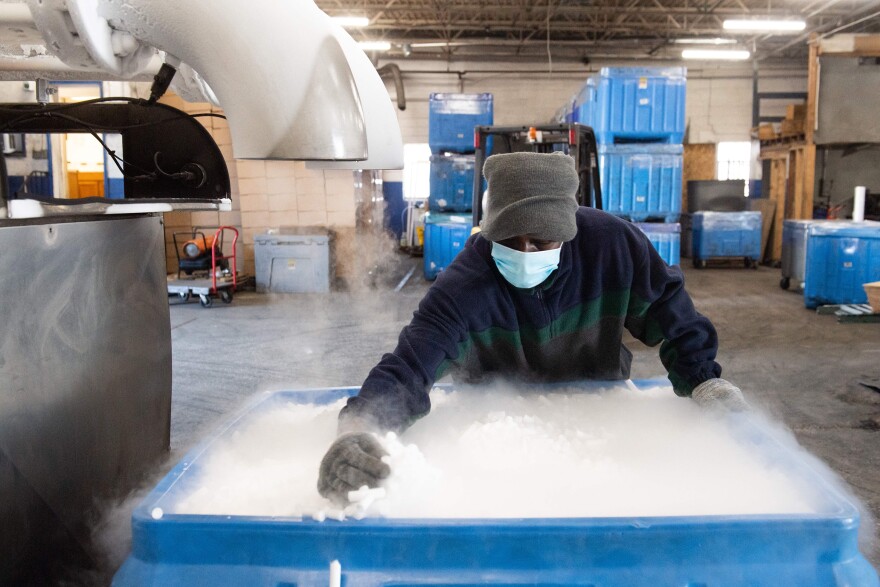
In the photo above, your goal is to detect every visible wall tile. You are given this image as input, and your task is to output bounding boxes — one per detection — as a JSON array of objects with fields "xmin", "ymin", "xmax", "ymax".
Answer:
[
  {"xmin": 268, "ymin": 210, "xmax": 299, "ymax": 227},
  {"xmin": 190, "ymin": 211, "xmax": 220, "ymax": 227},
  {"xmin": 266, "ymin": 161, "xmax": 296, "ymax": 178},
  {"xmin": 297, "ymin": 210, "xmax": 328, "ymax": 225},
  {"xmin": 236, "ymin": 160, "xmax": 266, "ymax": 179},
  {"xmin": 267, "ymin": 176, "xmax": 295, "ymax": 195},
  {"xmin": 327, "ymin": 210, "xmax": 356, "ymax": 227},
  {"xmin": 268, "ymin": 194, "xmax": 297, "ymax": 211},
  {"xmin": 239, "ymin": 193, "xmax": 269, "ymax": 212},
  {"xmin": 238, "ymin": 177, "xmax": 268, "ymax": 196},
  {"xmin": 241, "ymin": 210, "xmax": 270, "ymax": 229},
  {"xmin": 297, "ymin": 194, "xmax": 326, "ymax": 212}
]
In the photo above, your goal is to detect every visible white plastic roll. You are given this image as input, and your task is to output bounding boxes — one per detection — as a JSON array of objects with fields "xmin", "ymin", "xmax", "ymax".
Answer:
[{"xmin": 854, "ymin": 186, "xmax": 866, "ymax": 222}]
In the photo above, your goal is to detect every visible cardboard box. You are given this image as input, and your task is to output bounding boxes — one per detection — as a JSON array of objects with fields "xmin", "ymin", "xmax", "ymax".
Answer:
[
  {"xmin": 780, "ymin": 118, "xmax": 804, "ymax": 136},
  {"xmin": 786, "ymin": 104, "xmax": 806, "ymax": 120},
  {"xmin": 757, "ymin": 124, "xmax": 777, "ymax": 140},
  {"xmin": 864, "ymin": 281, "xmax": 880, "ymax": 313}
]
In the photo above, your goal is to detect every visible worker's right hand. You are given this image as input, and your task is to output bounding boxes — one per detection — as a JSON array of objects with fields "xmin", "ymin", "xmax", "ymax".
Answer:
[
  {"xmin": 691, "ymin": 378, "xmax": 749, "ymax": 412},
  {"xmin": 317, "ymin": 432, "xmax": 390, "ymax": 504}
]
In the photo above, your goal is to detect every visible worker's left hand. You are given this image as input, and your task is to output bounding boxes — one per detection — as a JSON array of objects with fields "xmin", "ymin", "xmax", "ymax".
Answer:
[
  {"xmin": 317, "ymin": 432, "xmax": 390, "ymax": 504},
  {"xmin": 691, "ymin": 378, "xmax": 749, "ymax": 412}
]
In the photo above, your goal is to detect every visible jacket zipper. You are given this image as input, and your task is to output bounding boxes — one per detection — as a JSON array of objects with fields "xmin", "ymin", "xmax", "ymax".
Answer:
[{"xmin": 535, "ymin": 287, "xmax": 553, "ymax": 336}]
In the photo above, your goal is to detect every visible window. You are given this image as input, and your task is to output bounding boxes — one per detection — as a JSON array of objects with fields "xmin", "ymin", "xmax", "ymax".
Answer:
[
  {"xmin": 716, "ymin": 141, "xmax": 751, "ymax": 194},
  {"xmin": 402, "ymin": 143, "xmax": 432, "ymax": 201}
]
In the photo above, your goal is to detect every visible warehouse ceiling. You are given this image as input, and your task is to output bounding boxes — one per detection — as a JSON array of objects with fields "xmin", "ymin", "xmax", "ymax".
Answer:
[{"xmin": 316, "ymin": 0, "xmax": 880, "ymax": 63}]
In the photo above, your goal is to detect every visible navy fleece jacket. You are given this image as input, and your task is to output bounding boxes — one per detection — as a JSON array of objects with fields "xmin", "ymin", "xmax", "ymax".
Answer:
[{"xmin": 342, "ymin": 207, "xmax": 721, "ymax": 432}]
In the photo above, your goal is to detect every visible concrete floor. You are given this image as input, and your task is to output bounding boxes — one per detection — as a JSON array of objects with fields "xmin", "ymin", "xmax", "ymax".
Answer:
[{"xmin": 106, "ymin": 254, "xmax": 880, "ymax": 577}]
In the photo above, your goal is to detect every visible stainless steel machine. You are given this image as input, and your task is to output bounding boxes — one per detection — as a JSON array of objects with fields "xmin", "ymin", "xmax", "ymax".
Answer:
[
  {"xmin": 0, "ymin": 93, "xmax": 235, "ymax": 583},
  {"xmin": 0, "ymin": 1, "xmax": 403, "ymax": 582},
  {"xmin": 0, "ymin": 214, "xmax": 171, "ymax": 581}
]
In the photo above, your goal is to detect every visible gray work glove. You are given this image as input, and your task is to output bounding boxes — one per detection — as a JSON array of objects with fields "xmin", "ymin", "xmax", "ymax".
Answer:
[
  {"xmin": 691, "ymin": 378, "xmax": 749, "ymax": 412},
  {"xmin": 317, "ymin": 432, "xmax": 390, "ymax": 504}
]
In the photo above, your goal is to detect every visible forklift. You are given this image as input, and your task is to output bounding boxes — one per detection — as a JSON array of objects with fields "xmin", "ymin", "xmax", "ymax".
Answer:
[{"xmin": 471, "ymin": 123, "xmax": 604, "ymax": 228}]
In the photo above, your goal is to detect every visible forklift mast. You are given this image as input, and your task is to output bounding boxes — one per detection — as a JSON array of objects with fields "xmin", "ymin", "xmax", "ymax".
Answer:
[{"xmin": 471, "ymin": 123, "xmax": 603, "ymax": 228}]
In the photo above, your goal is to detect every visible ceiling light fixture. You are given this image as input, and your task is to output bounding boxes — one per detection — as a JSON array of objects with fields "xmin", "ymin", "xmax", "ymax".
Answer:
[
  {"xmin": 673, "ymin": 37, "xmax": 737, "ymax": 45},
  {"xmin": 722, "ymin": 19, "xmax": 806, "ymax": 32},
  {"xmin": 332, "ymin": 16, "xmax": 369, "ymax": 28},
  {"xmin": 681, "ymin": 49, "xmax": 751, "ymax": 60},
  {"xmin": 358, "ymin": 41, "xmax": 391, "ymax": 52}
]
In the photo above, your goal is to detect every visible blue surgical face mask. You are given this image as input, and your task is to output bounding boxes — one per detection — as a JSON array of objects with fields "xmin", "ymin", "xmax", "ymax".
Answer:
[{"xmin": 491, "ymin": 242, "xmax": 561, "ymax": 289}]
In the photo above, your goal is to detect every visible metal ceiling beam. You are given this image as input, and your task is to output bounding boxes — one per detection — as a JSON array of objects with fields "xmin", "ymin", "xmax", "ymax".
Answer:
[{"xmin": 315, "ymin": 0, "xmax": 879, "ymax": 61}]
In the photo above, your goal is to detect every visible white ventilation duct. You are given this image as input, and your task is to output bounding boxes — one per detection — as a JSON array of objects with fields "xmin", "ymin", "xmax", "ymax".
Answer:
[
  {"xmin": 306, "ymin": 19, "xmax": 404, "ymax": 170},
  {"xmin": 17, "ymin": 0, "xmax": 398, "ymax": 162},
  {"xmin": 170, "ymin": 61, "xmax": 220, "ymax": 107}
]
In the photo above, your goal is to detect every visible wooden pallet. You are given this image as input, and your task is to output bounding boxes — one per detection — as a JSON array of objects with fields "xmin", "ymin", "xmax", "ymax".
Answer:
[
  {"xmin": 816, "ymin": 304, "xmax": 880, "ymax": 323},
  {"xmin": 759, "ymin": 133, "xmax": 805, "ymax": 148}
]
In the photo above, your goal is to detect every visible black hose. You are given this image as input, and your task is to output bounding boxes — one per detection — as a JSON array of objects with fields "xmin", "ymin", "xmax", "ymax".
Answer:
[{"xmin": 377, "ymin": 63, "xmax": 406, "ymax": 111}]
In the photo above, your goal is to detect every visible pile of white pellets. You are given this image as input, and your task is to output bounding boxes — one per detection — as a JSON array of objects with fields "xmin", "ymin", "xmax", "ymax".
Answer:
[{"xmin": 173, "ymin": 383, "xmax": 819, "ymax": 520}]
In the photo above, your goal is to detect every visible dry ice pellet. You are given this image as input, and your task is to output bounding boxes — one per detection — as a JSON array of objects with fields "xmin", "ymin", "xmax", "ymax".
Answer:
[{"xmin": 173, "ymin": 384, "xmax": 820, "ymax": 519}]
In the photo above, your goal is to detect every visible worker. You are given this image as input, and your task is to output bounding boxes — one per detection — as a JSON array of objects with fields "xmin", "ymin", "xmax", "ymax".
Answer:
[{"xmin": 318, "ymin": 151, "xmax": 747, "ymax": 503}]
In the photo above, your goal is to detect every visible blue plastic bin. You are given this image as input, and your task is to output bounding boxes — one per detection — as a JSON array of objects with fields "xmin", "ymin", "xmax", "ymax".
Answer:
[
  {"xmin": 382, "ymin": 181, "xmax": 405, "ymax": 240},
  {"xmin": 781, "ymin": 219, "xmax": 815, "ymax": 292},
  {"xmin": 636, "ymin": 222, "xmax": 680, "ymax": 266},
  {"xmin": 429, "ymin": 154, "xmax": 477, "ymax": 212},
  {"xmin": 112, "ymin": 380, "xmax": 879, "ymax": 587},
  {"xmin": 691, "ymin": 211, "xmax": 762, "ymax": 266},
  {"xmin": 552, "ymin": 100, "xmax": 574, "ymax": 124},
  {"xmin": 599, "ymin": 143, "xmax": 683, "ymax": 222},
  {"xmin": 803, "ymin": 221, "xmax": 880, "ymax": 309},
  {"xmin": 423, "ymin": 212, "xmax": 472, "ymax": 279},
  {"xmin": 571, "ymin": 82, "xmax": 592, "ymax": 126},
  {"xmin": 429, "ymin": 93, "xmax": 493, "ymax": 154},
  {"xmin": 586, "ymin": 67, "xmax": 686, "ymax": 144}
]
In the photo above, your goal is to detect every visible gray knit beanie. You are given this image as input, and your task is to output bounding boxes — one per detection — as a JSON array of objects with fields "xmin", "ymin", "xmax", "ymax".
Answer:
[{"xmin": 480, "ymin": 152, "xmax": 579, "ymax": 242}]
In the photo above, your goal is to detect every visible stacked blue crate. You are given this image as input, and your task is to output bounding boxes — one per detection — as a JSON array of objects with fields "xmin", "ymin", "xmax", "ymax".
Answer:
[
  {"xmin": 598, "ymin": 144, "xmax": 682, "ymax": 223},
  {"xmin": 428, "ymin": 93, "xmax": 493, "ymax": 154},
  {"xmin": 588, "ymin": 67, "xmax": 686, "ymax": 144},
  {"xmin": 572, "ymin": 82, "xmax": 592, "ymax": 127},
  {"xmin": 425, "ymin": 94, "xmax": 492, "ymax": 279},
  {"xmin": 569, "ymin": 67, "xmax": 686, "ymax": 260},
  {"xmin": 586, "ymin": 68, "xmax": 685, "ymax": 223},
  {"xmin": 423, "ymin": 212, "xmax": 473, "ymax": 280},
  {"xmin": 429, "ymin": 154, "xmax": 478, "ymax": 213},
  {"xmin": 635, "ymin": 222, "xmax": 680, "ymax": 266}
]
